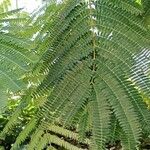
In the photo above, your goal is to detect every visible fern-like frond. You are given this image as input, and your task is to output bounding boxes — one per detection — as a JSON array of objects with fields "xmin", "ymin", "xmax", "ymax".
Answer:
[
  {"xmin": 38, "ymin": 62, "xmax": 91, "ymax": 124},
  {"xmin": 0, "ymin": 1, "xmax": 36, "ymax": 109},
  {"xmin": 109, "ymin": 115, "xmax": 121, "ymax": 144},
  {"xmin": 27, "ymin": 129, "xmax": 44, "ymax": 150},
  {"xmin": 88, "ymin": 85, "xmax": 111, "ymax": 149},
  {"xmin": 36, "ymin": 133, "xmax": 85, "ymax": 150},
  {"xmin": 34, "ymin": 0, "xmax": 149, "ymax": 148},
  {"xmin": 42, "ymin": 123, "xmax": 90, "ymax": 144},
  {"xmin": 78, "ymin": 110, "xmax": 89, "ymax": 142},
  {"xmin": 103, "ymin": 0, "xmax": 143, "ymax": 15},
  {"xmin": 27, "ymin": 124, "xmax": 88, "ymax": 150},
  {"xmin": 2, "ymin": 0, "xmax": 150, "ymax": 149},
  {"xmin": 96, "ymin": 59, "xmax": 141, "ymax": 149},
  {"xmin": 0, "ymin": 92, "xmax": 33, "ymax": 137},
  {"xmin": 11, "ymin": 118, "xmax": 37, "ymax": 150}
]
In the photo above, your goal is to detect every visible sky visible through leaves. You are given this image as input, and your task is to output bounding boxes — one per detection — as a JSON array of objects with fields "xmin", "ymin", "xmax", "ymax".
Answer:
[{"xmin": 11, "ymin": 0, "xmax": 42, "ymax": 13}]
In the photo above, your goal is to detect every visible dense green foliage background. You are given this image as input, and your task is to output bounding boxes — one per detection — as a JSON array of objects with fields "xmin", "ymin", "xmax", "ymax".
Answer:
[{"xmin": 0, "ymin": 0, "xmax": 150, "ymax": 150}]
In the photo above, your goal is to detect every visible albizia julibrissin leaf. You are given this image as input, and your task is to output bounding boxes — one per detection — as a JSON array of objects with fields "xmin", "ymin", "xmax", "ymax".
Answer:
[{"xmin": 2, "ymin": 0, "xmax": 150, "ymax": 150}]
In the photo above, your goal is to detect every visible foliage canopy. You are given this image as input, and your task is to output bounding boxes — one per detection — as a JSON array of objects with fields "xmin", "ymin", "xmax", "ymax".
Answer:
[{"xmin": 0, "ymin": 0, "xmax": 150, "ymax": 150}]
